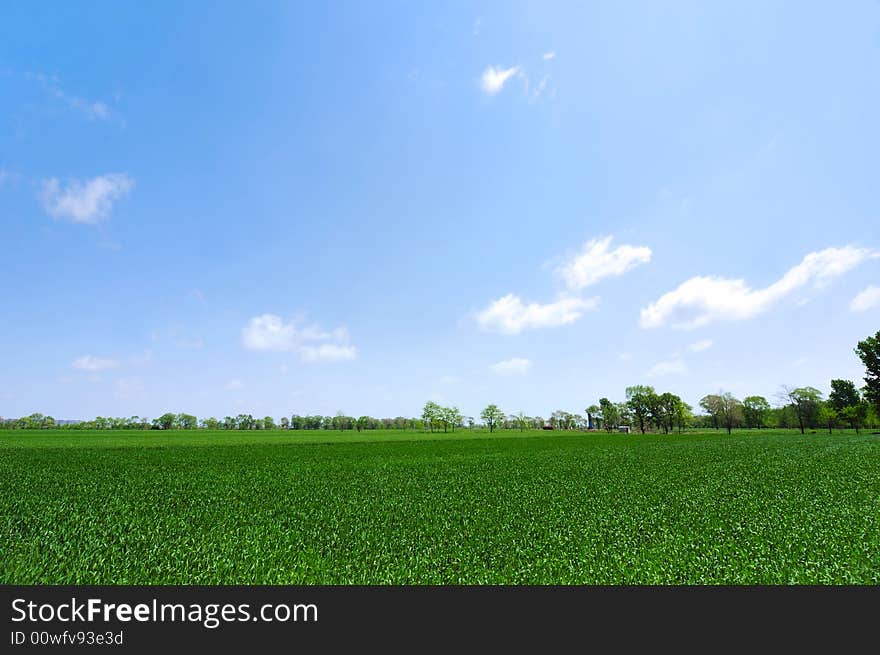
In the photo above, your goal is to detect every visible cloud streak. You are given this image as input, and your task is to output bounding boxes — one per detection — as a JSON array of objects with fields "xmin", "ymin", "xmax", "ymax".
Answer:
[
  {"xmin": 556, "ymin": 236, "xmax": 652, "ymax": 290},
  {"xmin": 476, "ymin": 294, "xmax": 598, "ymax": 335},
  {"xmin": 491, "ymin": 357, "xmax": 532, "ymax": 374},
  {"xmin": 641, "ymin": 246, "xmax": 877, "ymax": 329},
  {"xmin": 72, "ymin": 355, "xmax": 118, "ymax": 371}
]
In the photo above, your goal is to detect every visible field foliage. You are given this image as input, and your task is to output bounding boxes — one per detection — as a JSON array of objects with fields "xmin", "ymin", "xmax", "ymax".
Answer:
[{"xmin": 2, "ymin": 429, "xmax": 878, "ymax": 584}]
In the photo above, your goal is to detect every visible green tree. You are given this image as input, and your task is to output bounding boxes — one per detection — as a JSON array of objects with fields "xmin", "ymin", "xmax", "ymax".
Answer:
[
  {"xmin": 598, "ymin": 398, "xmax": 619, "ymax": 432},
  {"xmin": 699, "ymin": 394, "xmax": 722, "ymax": 430},
  {"xmin": 422, "ymin": 401, "xmax": 441, "ymax": 432},
  {"xmin": 177, "ymin": 413, "xmax": 198, "ymax": 430},
  {"xmin": 717, "ymin": 392, "xmax": 743, "ymax": 435},
  {"xmin": 585, "ymin": 405, "xmax": 601, "ymax": 430},
  {"xmin": 855, "ymin": 331, "xmax": 880, "ymax": 416},
  {"xmin": 742, "ymin": 396, "xmax": 770, "ymax": 429},
  {"xmin": 154, "ymin": 413, "xmax": 177, "ymax": 430},
  {"xmin": 674, "ymin": 400, "xmax": 693, "ymax": 433},
  {"xmin": 480, "ymin": 404, "xmax": 504, "ymax": 433},
  {"xmin": 817, "ymin": 403, "xmax": 837, "ymax": 434},
  {"xmin": 442, "ymin": 406, "xmax": 462, "ymax": 432},
  {"xmin": 626, "ymin": 385, "xmax": 657, "ymax": 434},
  {"xmin": 780, "ymin": 386, "xmax": 823, "ymax": 434}
]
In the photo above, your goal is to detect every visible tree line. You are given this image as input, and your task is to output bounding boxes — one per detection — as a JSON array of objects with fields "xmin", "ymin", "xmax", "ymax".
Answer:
[{"xmin": 4, "ymin": 331, "xmax": 880, "ymax": 434}]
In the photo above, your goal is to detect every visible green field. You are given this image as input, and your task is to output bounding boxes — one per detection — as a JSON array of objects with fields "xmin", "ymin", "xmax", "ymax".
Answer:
[{"xmin": 2, "ymin": 428, "xmax": 878, "ymax": 584}]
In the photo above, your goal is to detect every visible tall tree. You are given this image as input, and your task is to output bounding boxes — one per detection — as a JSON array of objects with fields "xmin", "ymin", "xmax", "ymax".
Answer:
[
  {"xmin": 742, "ymin": 396, "xmax": 770, "ymax": 429},
  {"xmin": 585, "ymin": 405, "xmax": 601, "ymax": 430},
  {"xmin": 480, "ymin": 404, "xmax": 504, "ymax": 433},
  {"xmin": 598, "ymin": 398, "xmax": 619, "ymax": 432},
  {"xmin": 699, "ymin": 394, "xmax": 722, "ymax": 430},
  {"xmin": 717, "ymin": 392, "xmax": 743, "ymax": 435},
  {"xmin": 780, "ymin": 386, "xmax": 823, "ymax": 434},
  {"xmin": 421, "ymin": 401, "xmax": 441, "ymax": 433},
  {"xmin": 626, "ymin": 385, "xmax": 656, "ymax": 434},
  {"xmin": 855, "ymin": 331, "xmax": 880, "ymax": 415}
]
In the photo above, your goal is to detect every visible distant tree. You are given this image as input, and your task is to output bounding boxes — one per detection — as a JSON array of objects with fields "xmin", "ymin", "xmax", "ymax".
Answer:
[
  {"xmin": 828, "ymin": 379, "xmax": 862, "ymax": 432},
  {"xmin": 779, "ymin": 386, "xmax": 823, "ymax": 434},
  {"xmin": 280, "ymin": 416, "xmax": 290, "ymax": 430},
  {"xmin": 817, "ymin": 403, "xmax": 837, "ymax": 435},
  {"xmin": 154, "ymin": 413, "xmax": 177, "ymax": 430},
  {"xmin": 263, "ymin": 416, "xmax": 276, "ymax": 430},
  {"xmin": 674, "ymin": 400, "xmax": 693, "ymax": 433},
  {"xmin": 717, "ymin": 392, "xmax": 744, "ymax": 435},
  {"xmin": 443, "ymin": 406, "xmax": 462, "ymax": 432},
  {"xmin": 626, "ymin": 385, "xmax": 657, "ymax": 434},
  {"xmin": 481, "ymin": 404, "xmax": 504, "ymax": 433},
  {"xmin": 202, "ymin": 417, "xmax": 221, "ymax": 430},
  {"xmin": 177, "ymin": 413, "xmax": 198, "ymax": 430},
  {"xmin": 598, "ymin": 398, "xmax": 619, "ymax": 432},
  {"xmin": 699, "ymin": 394, "xmax": 722, "ymax": 430},
  {"xmin": 586, "ymin": 405, "xmax": 601, "ymax": 430},
  {"xmin": 742, "ymin": 396, "xmax": 770, "ymax": 429},
  {"xmin": 422, "ymin": 401, "xmax": 442, "ymax": 433},
  {"xmin": 855, "ymin": 331, "xmax": 880, "ymax": 416}
]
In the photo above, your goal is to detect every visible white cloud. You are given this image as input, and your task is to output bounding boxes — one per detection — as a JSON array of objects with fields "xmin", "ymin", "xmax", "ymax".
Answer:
[
  {"xmin": 555, "ymin": 236, "xmax": 652, "ymax": 290},
  {"xmin": 241, "ymin": 314, "xmax": 356, "ymax": 363},
  {"xmin": 481, "ymin": 65, "xmax": 520, "ymax": 94},
  {"xmin": 851, "ymin": 285, "xmax": 880, "ymax": 312},
  {"xmin": 299, "ymin": 344, "xmax": 357, "ymax": 363},
  {"xmin": 619, "ymin": 352, "xmax": 633, "ymax": 362},
  {"xmin": 473, "ymin": 17, "xmax": 482, "ymax": 36},
  {"xmin": 72, "ymin": 355, "xmax": 118, "ymax": 371},
  {"xmin": 688, "ymin": 339, "xmax": 714, "ymax": 353},
  {"xmin": 641, "ymin": 246, "xmax": 878, "ymax": 329},
  {"xmin": 40, "ymin": 174, "xmax": 134, "ymax": 224},
  {"xmin": 646, "ymin": 358, "xmax": 687, "ymax": 377},
  {"xmin": 491, "ymin": 358, "xmax": 532, "ymax": 374},
  {"xmin": 174, "ymin": 337, "xmax": 204, "ymax": 350},
  {"xmin": 225, "ymin": 379, "xmax": 244, "ymax": 391},
  {"xmin": 475, "ymin": 294, "xmax": 598, "ymax": 335},
  {"xmin": 542, "ymin": 51, "xmax": 556, "ymax": 61}
]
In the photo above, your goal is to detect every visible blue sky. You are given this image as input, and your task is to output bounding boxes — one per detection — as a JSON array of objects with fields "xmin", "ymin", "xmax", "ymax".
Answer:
[{"xmin": 1, "ymin": 1, "xmax": 878, "ymax": 421}]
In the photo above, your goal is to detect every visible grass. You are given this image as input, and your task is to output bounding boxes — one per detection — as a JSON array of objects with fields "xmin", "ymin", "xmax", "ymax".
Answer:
[{"xmin": 1, "ymin": 428, "xmax": 878, "ymax": 584}]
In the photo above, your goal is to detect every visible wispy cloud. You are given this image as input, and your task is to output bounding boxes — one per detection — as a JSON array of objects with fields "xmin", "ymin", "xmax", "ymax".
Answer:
[
  {"xmin": 128, "ymin": 350, "xmax": 154, "ymax": 366},
  {"xmin": 641, "ymin": 246, "xmax": 878, "ymax": 329},
  {"xmin": 688, "ymin": 339, "xmax": 714, "ymax": 353},
  {"xmin": 475, "ymin": 294, "xmax": 598, "ymax": 335},
  {"xmin": 40, "ymin": 173, "xmax": 134, "ymax": 224},
  {"xmin": 555, "ymin": 236, "xmax": 652, "ymax": 290},
  {"xmin": 241, "ymin": 314, "xmax": 356, "ymax": 363},
  {"xmin": 72, "ymin": 355, "xmax": 118, "ymax": 371},
  {"xmin": 491, "ymin": 357, "xmax": 532, "ymax": 374},
  {"xmin": 225, "ymin": 379, "xmax": 244, "ymax": 391},
  {"xmin": 851, "ymin": 285, "xmax": 880, "ymax": 313},
  {"xmin": 299, "ymin": 344, "xmax": 357, "ymax": 363},
  {"xmin": 189, "ymin": 288, "xmax": 207, "ymax": 305},
  {"xmin": 25, "ymin": 72, "xmax": 120, "ymax": 123},
  {"xmin": 542, "ymin": 51, "xmax": 556, "ymax": 61},
  {"xmin": 174, "ymin": 337, "xmax": 204, "ymax": 350},
  {"xmin": 481, "ymin": 65, "xmax": 521, "ymax": 95},
  {"xmin": 646, "ymin": 358, "xmax": 687, "ymax": 377},
  {"xmin": 473, "ymin": 17, "xmax": 482, "ymax": 37}
]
